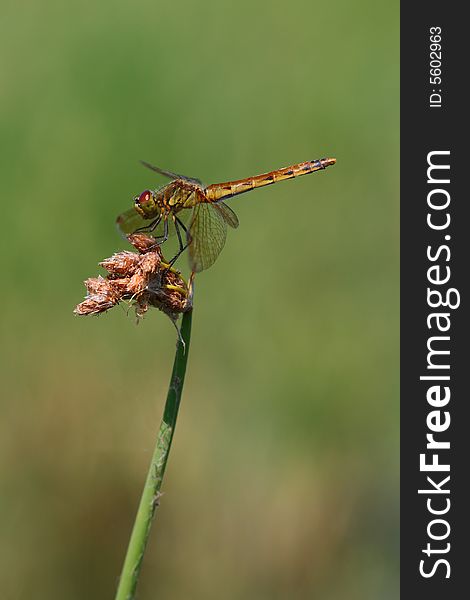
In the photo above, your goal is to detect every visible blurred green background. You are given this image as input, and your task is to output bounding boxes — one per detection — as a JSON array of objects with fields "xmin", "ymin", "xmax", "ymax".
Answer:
[{"xmin": 0, "ymin": 0, "xmax": 398, "ymax": 598}]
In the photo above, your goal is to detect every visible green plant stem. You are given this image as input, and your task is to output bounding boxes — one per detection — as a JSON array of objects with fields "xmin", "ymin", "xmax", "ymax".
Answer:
[{"xmin": 115, "ymin": 309, "xmax": 193, "ymax": 600}]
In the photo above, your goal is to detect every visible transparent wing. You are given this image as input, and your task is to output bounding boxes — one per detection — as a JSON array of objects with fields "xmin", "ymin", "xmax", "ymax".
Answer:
[
  {"xmin": 116, "ymin": 207, "xmax": 167, "ymax": 239},
  {"xmin": 188, "ymin": 203, "xmax": 229, "ymax": 272},
  {"xmin": 116, "ymin": 207, "xmax": 191, "ymax": 240},
  {"xmin": 213, "ymin": 201, "xmax": 239, "ymax": 229},
  {"xmin": 140, "ymin": 161, "xmax": 203, "ymax": 186}
]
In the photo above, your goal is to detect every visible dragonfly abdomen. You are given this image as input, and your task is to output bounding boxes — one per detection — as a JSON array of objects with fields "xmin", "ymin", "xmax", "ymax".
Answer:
[{"xmin": 204, "ymin": 157, "xmax": 336, "ymax": 202}]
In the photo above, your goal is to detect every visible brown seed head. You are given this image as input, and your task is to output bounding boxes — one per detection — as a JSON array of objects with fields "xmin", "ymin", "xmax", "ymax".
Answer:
[
  {"xmin": 127, "ymin": 233, "xmax": 164, "ymax": 255},
  {"xmin": 74, "ymin": 235, "xmax": 192, "ymax": 322},
  {"xmin": 100, "ymin": 251, "xmax": 141, "ymax": 277}
]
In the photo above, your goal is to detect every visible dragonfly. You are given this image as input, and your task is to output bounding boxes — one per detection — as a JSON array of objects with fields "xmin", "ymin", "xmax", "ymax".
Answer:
[{"xmin": 116, "ymin": 157, "xmax": 336, "ymax": 272}]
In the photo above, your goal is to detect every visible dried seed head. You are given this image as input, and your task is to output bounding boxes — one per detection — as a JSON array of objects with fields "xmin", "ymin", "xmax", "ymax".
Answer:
[
  {"xmin": 100, "ymin": 251, "xmax": 141, "ymax": 277},
  {"xmin": 139, "ymin": 252, "xmax": 161, "ymax": 276},
  {"xmin": 74, "ymin": 235, "xmax": 192, "ymax": 322},
  {"xmin": 127, "ymin": 233, "xmax": 163, "ymax": 255},
  {"xmin": 84, "ymin": 275, "xmax": 112, "ymax": 296},
  {"xmin": 74, "ymin": 276, "xmax": 121, "ymax": 315}
]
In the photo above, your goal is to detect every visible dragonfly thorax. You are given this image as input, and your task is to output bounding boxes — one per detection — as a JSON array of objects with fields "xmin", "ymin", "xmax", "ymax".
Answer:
[{"xmin": 134, "ymin": 181, "xmax": 205, "ymax": 220}]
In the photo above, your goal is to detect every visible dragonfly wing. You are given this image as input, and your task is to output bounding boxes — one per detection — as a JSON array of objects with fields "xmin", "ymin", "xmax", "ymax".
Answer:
[
  {"xmin": 213, "ymin": 201, "xmax": 239, "ymax": 229},
  {"xmin": 140, "ymin": 161, "xmax": 203, "ymax": 186},
  {"xmin": 116, "ymin": 207, "xmax": 150, "ymax": 237},
  {"xmin": 188, "ymin": 203, "xmax": 228, "ymax": 272},
  {"xmin": 116, "ymin": 207, "xmax": 191, "ymax": 240}
]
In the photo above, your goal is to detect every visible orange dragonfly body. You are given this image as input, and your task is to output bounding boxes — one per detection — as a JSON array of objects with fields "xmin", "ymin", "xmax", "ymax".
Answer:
[{"xmin": 117, "ymin": 158, "xmax": 336, "ymax": 272}]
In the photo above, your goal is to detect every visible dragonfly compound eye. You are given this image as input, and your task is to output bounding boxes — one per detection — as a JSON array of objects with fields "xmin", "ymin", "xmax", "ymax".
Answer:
[
  {"xmin": 133, "ymin": 189, "xmax": 157, "ymax": 218},
  {"xmin": 137, "ymin": 190, "xmax": 153, "ymax": 207}
]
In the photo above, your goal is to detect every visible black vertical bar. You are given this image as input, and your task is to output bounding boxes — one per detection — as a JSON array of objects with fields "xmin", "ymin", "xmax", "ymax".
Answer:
[{"xmin": 401, "ymin": 4, "xmax": 468, "ymax": 598}]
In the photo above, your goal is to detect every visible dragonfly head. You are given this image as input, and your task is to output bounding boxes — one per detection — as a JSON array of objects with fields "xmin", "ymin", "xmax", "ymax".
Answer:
[{"xmin": 134, "ymin": 189, "xmax": 158, "ymax": 218}]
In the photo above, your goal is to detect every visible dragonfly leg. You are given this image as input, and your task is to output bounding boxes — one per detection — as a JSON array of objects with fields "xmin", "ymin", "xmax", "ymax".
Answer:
[
  {"xmin": 176, "ymin": 216, "xmax": 193, "ymax": 248},
  {"xmin": 154, "ymin": 217, "xmax": 169, "ymax": 245},
  {"xmin": 133, "ymin": 215, "xmax": 169, "ymax": 256},
  {"xmin": 174, "ymin": 215, "xmax": 185, "ymax": 253},
  {"xmin": 167, "ymin": 216, "xmax": 192, "ymax": 267},
  {"xmin": 134, "ymin": 213, "xmax": 163, "ymax": 234}
]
